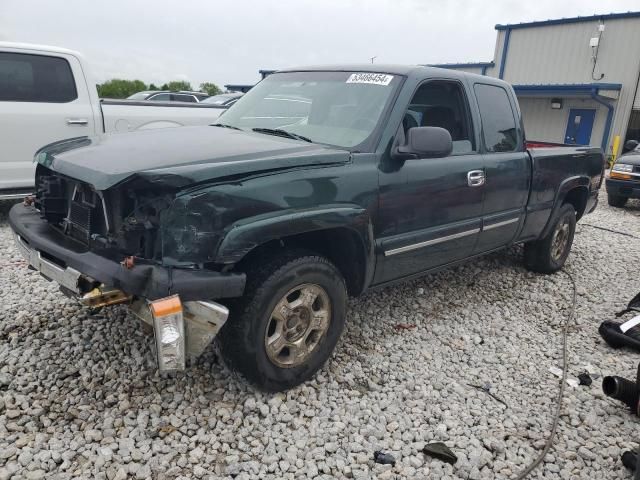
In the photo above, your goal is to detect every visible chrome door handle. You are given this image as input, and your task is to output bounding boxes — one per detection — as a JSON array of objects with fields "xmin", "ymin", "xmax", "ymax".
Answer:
[
  {"xmin": 67, "ymin": 118, "xmax": 88, "ymax": 125},
  {"xmin": 467, "ymin": 170, "xmax": 485, "ymax": 187}
]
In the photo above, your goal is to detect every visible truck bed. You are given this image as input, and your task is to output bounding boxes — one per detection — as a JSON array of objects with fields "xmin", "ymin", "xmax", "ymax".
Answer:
[
  {"xmin": 519, "ymin": 146, "xmax": 604, "ymax": 240},
  {"xmin": 100, "ymin": 99, "xmax": 225, "ymax": 133}
]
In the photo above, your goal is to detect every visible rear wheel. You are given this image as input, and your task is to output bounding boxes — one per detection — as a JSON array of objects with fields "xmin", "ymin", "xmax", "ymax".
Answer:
[
  {"xmin": 524, "ymin": 203, "xmax": 576, "ymax": 274},
  {"xmin": 219, "ymin": 250, "xmax": 347, "ymax": 391},
  {"xmin": 608, "ymin": 193, "xmax": 628, "ymax": 208}
]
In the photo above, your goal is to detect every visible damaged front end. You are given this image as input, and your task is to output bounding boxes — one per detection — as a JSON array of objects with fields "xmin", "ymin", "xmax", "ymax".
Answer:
[{"xmin": 10, "ymin": 165, "xmax": 245, "ymax": 372}]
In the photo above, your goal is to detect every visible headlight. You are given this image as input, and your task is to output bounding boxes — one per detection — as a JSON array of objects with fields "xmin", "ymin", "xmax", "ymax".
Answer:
[
  {"xmin": 613, "ymin": 163, "xmax": 633, "ymax": 173},
  {"xmin": 160, "ymin": 195, "xmax": 224, "ymax": 265}
]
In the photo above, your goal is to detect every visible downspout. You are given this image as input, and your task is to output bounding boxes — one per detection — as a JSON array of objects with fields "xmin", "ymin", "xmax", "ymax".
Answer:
[
  {"xmin": 499, "ymin": 28, "xmax": 511, "ymax": 79},
  {"xmin": 481, "ymin": 65, "xmax": 488, "ymax": 76},
  {"xmin": 590, "ymin": 87, "xmax": 615, "ymax": 152}
]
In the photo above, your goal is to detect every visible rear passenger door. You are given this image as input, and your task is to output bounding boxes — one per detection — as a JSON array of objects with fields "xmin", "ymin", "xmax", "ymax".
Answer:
[
  {"xmin": 472, "ymin": 83, "xmax": 530, "ymax": 253},
  {"xmin": 375, "ymin": 80, "xmax": 485, "ymax": 283}
]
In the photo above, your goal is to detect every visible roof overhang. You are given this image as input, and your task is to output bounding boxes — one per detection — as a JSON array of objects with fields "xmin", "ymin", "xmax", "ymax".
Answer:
[
  {"xmin": 513, "ymin": 83, "xmax": 622, "ymax": 99},
  {"xmin": 496, "ymin": 11, "xmax": 640, "ymax": 30}
]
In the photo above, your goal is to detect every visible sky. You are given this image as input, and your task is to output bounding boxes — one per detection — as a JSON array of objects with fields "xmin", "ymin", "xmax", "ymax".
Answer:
[{"xmin": 1, "ymin": 0, "xmax": 639, "ymax": 89}]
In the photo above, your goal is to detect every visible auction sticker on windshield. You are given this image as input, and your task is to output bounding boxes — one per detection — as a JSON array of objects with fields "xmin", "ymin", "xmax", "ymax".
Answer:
[{"xmin": 346, "ymin": 73, "xmax": 393, "ymax": 86}]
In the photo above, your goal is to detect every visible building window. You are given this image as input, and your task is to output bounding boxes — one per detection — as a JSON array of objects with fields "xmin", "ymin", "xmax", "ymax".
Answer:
[{"xmin": 625, "ymin": 110, "xmax": 640, "ymax": 143}]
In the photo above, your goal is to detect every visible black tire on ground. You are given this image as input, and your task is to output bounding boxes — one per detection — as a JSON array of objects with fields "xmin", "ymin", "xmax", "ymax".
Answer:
[
  {"xmin": 524, "ymin": 203, "xmax": 577, "ymax": 274},
  {"xmin": 218, "ymin": 249, "xmax": 348, "ymax": 392},
  {"xmin": 607, "ymin": 193, "xmax": 628, "ymax": 208}
]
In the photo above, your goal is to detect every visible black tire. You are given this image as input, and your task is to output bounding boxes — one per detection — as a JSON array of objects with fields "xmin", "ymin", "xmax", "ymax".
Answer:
[
  {"xmin": 218, "ymin": 249, "xmax": 347, "ymax": 391},
  {"xmin": 608, "ymin": 193, "xmax": 628, "ymax": 208},
  {"xmin": 524, "ymin": 203, "xmax": 576, "ymax": 274}
]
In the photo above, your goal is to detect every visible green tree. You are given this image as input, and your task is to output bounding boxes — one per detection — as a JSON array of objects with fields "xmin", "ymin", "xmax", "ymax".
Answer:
[
  {"xmin": 97, "ymin": 79, "xmax": 147, "ymax": 99},
  {"xmin": 165, "ymin": 80, "xmax": 192, "ymax": 91},
  {"xmin": 148, "ymin": 83, "xmax": 159, "ymax": 90},
  {"xmin": 199, "ymin": 82, "xmax": 222, "ymax": 96}
]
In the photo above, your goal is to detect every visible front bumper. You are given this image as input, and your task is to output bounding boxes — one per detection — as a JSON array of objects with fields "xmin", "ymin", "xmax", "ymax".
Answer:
[
  {"xmin": 9, "ymin": 203, "xmax": 246, "ymax": 301},
  {"xmin": 606, "ymin": 178, "xmax": 640, "ymax": 199}
]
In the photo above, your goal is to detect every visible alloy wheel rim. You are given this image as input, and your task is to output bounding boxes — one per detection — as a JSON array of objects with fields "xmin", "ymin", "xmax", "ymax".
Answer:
[
  {"xmin": 551, "ymin": 219, "xmax": 570, "ymax": 261},
  {"xmin": 264, "ymin": 283, "xmax": 331, "ymax": 368}
]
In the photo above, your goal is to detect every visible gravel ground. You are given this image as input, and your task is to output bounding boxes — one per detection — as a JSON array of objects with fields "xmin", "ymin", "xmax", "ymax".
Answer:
[{"xmin": 1, "ymin": 192, "xmax": 640, "ymax": 480}]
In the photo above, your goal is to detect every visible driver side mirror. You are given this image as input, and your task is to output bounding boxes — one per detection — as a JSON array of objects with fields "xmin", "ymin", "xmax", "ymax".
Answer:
[
  {"xmin": 394, "ymin": 127, "xmax": 453, "ymax": 160},
  {"xmin": 623, "ymin": 139, "xmax": 639, "ymax": 153}
]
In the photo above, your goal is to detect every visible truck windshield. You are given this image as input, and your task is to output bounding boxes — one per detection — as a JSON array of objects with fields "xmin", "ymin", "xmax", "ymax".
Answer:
[{"xmin": 218, "ymin": 71, "xmax": 401, "ymax": 149}]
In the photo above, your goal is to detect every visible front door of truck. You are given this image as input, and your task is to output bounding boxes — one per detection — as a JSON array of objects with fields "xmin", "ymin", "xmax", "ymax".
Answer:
[
  {"xmin": 374, "ymin": 80, "xmax": 484, "ymax": 283},
  {"xmin": 0, "ymin": 50, "xmax": 96, "ymax": 192},
  {"xmin": 472, "ymin": 83, "xmax": 530, "ymax": 253}
]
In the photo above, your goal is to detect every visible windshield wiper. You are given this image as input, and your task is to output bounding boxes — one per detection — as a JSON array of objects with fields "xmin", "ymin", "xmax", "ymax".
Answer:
[
  {"xmin": 252, "ymin": 127, "xmax": 313, "ymax": 143},
  {"xmin": 212, "ymin": 123, "xmax": 243, "ymax": 131}
]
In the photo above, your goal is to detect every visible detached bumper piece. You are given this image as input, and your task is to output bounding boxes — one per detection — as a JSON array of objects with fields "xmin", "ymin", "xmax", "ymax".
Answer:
[
  {"xmin": 150, "ymin": 296, "xmax": 186, "ymax": 372},
  {"xmin": 9, "ymin": 203, "xmax": 245, "ymax": 301},
  {"xmin": 132, "ymin": 296, "xmax": 229, "ymax": 372}
]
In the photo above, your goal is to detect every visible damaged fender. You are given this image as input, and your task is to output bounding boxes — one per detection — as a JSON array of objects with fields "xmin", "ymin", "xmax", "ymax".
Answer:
[{"xmin": 215, "ymin": 205, "xmax": 376, "ymax": 289}]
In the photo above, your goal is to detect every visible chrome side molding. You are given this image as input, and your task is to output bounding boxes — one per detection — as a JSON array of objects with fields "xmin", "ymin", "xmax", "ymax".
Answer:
[{"xmin": 384, "ymin": 228, "xmax": 480, "ymax": 256}]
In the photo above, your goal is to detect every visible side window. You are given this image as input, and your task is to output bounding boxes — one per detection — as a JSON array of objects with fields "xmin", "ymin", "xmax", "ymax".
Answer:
[
  {"xmin": 0, "ymin": 52, "xmax": 77, "ymax": 103},
  {"xmin": 474, "ymin": 84, "xmax": 519, "ymax": 152},
  {"xmin": 149, "ymin": 93, "xmax": 171, "ymax": 101},
  {"xmin": 173, "ymin": 94, "xmax": 196, "ymax": 103},
  {"xmin": 404, "ymin": 80, "xmax": 475, "ymax": 155}
]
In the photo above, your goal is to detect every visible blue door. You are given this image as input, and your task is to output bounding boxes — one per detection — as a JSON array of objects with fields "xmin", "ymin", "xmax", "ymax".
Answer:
[{"xmin": 565, "ymin": 109, "xmax": 596, "ymax": 145}]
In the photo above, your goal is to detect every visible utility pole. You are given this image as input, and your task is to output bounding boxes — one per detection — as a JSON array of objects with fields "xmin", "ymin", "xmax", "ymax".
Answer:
[{"xmin": 369, "ymin": 56, "xmax": 377, "ymax": 64}]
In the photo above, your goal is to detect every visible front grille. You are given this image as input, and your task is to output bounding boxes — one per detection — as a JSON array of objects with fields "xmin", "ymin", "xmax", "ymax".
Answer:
[
  {"xmin": 35, "ymin": 175, "xmax": 67, "ymax": 224},
  {"xmin": 35, "ymin": 167, "xmax": 110, "ymax": 246},
  {"xmin": 69, "ymin": 201, "xmax": 91, "ymax": 230},
  {"xmin": 67, "ymin": 201, "xmax": 93, "ymax": 243}
]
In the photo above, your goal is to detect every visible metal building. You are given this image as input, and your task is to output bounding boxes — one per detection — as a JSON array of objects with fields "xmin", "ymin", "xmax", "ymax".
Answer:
[{"xmin": 432, "ymin": 12, "xmax": 640, "ymax": 157}]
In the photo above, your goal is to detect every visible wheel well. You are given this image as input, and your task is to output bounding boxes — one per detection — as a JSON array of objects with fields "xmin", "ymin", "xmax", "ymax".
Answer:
[
  {"xmin": 234, "ymin": 228, "xmax": 368, "ymax": 296},
  {"xmin": 563, "ymin": 187, "xmax": 589, "ymax": 220}
]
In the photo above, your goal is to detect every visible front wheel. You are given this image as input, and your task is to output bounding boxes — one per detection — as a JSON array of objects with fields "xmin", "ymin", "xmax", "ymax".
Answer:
[
  {"xmin": 524, "ymin": 203, "xmax": 576, "ymax": 274},
  {"xmin": 608, "ymin": 193, "xmax": 628, "ymax": 208},
  {"xmin": 218, "ymin": 250, "xmax": 347, "ymax": 391}
]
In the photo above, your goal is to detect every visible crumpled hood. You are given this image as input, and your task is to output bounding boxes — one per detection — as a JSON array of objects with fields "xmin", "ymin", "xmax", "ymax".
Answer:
[{"xmin": 38, "ymin": 126, "xmax": 350, "ymax": 190}]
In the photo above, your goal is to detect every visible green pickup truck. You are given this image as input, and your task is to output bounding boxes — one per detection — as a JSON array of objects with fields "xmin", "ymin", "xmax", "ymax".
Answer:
[{"xmin": 9, "ymin": 65, "xmax": 604, "ymax": 391}]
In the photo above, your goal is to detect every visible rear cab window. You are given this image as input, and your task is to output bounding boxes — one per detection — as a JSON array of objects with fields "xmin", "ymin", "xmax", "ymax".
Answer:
[
  {"xmin": 0, "ymin": 52, "xmax": 77, "ymax": 103},
  {"xmin": 473, "ymin": 83, "xmax": 520, "ymax": 152}
]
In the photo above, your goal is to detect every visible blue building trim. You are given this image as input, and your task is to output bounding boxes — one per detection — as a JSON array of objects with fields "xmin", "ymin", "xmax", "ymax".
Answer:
[
  {"xmin": 590, "ymin": 90, "xmax": 615, "ymax": 152},
  {"xmin": 498, "ymin": 28, "xmax": 511, "ymax": 79},
  {"xmin": 496, "ymin": 11, "xmax": 640, "ymax": 30},
  {"xmin": 512, "ymin": 83, "xmax": 622, "ymax": 96}
]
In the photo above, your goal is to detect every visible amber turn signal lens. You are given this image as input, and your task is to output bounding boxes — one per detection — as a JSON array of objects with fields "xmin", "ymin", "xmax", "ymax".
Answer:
[
  {"xmin": 610, "ymin": 171, "xmax": 631, "ymax": 180},
  {"xmin": 150, "ymin": 295, "xmax": 182, "ymax": 316}
]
